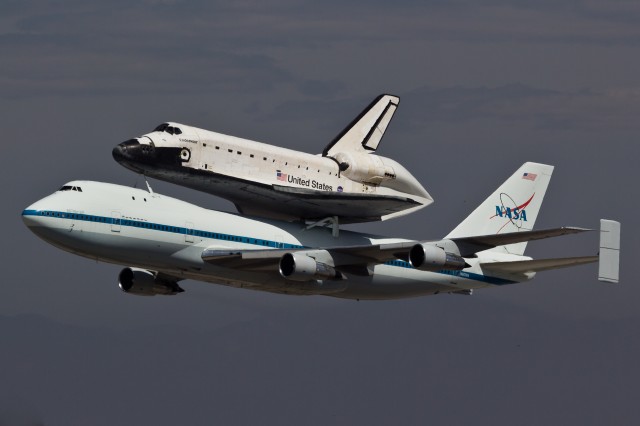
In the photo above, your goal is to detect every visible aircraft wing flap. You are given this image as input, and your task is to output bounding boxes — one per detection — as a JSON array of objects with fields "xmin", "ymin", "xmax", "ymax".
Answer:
[
  {"xmin": 480, "ymin": 256, "xmax": 598, "ymax": 274},
  {"xmin": 201, "ymin": 248, "xmax": 287, "ymax": 270},
  {"xmin": 327, "ymin": 241, "xmax": 416, "ymax": 263},
  {"xmin": 452, "ymin": 226, "xmax": 592, "ymax": 257}
]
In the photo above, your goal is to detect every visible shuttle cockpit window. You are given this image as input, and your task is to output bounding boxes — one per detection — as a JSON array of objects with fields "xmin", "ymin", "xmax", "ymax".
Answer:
[{"xmin": 153, "ymin": 123, "xmax": 182, "ymax": 135}]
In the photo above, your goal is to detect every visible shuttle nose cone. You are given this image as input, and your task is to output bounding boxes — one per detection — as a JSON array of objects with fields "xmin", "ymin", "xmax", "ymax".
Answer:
[
  {"xmin": 113, "ymin": 138, "xmax": 183, "ymax": 173},
  {"xmin": 112, "ymin": 139, "xmax": 151, "ymax": 173},
  {"xmin": 112, "ymin": 139, "xmax": 140, "ymax": 162}
]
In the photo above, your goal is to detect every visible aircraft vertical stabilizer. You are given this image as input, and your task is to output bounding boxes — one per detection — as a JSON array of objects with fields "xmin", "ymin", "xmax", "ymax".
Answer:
[
  {"xmin": 446, "ymin": 162, "xmax": 554, "ymax": 255},
  {"xmin": 599, "ymin": 219, "xmax": 621, "ymax": 283},
  {"xmin": 323, "ymin": 94, "xmax": 399, "ymax": 156}
]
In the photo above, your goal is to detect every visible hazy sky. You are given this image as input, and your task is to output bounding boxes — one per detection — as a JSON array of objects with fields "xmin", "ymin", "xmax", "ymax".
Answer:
[{"xmin": 2, "ymin": 1, "xmax": 639, "ymax": 425}]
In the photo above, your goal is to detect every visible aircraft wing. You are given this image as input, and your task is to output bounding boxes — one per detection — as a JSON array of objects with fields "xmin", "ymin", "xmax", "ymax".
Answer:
[
  {"xmin": 201, "ymin": 241, "xmax": 417, "ymax": 271},
  {"xmin": 201, "ymin": 226, "xmax": 594, "ymax": 270}
]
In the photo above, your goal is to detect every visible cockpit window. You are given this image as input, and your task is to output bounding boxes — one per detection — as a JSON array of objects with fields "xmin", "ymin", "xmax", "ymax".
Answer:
[
  {"xmin": 58, "ymin": 185, "xmax": 82, "ymax": 192},
  {"xmin": 153, "ymin": 123, "xmax": 182, "ymax": 135}
]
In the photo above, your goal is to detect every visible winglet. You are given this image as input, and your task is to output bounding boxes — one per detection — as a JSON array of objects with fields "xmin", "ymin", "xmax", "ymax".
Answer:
[{"xmin": 598, "ymin": 219, "xmax": 621, "ymax": 283}]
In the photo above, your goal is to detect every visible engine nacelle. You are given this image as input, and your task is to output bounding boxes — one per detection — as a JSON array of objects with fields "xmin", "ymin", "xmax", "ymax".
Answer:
[
  {"xmin": 279, "ymin": 253, "xmax": 342, "ymax": 282},
  {"xmin": 408, "ymin": 244, "xmax": 467, "ymax": 271},
  {"xmin": 333, "ymin": 152, "xmax": 396, "ymax": 185},
  {"xmin": 118, "ymin": 267, "xmax": 184, "ymax": 296}
]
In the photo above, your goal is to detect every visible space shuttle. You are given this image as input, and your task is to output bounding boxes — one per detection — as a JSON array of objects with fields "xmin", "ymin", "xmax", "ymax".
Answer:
[{"xmin": 112, "ymin": 94, "xmax": 432, "ymax": 224}]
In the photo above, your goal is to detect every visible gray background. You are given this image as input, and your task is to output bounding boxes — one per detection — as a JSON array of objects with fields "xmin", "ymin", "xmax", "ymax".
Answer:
[{"xmin": 1, "ymin": 1, "xmax": 638, "ymax": 425}]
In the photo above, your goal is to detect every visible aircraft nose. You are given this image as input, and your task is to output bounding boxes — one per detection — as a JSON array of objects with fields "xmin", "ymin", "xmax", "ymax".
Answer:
[
  {"xmin": 112, "ymin": 139, "xmax": 141, "ymax": 161},
  {"xmin": 22, "ymin": 202, "xmax": 45, "ymax": 229},
  {"xmin": 112, "ymin": 139, "xmax": 156, "ymax": 172}
]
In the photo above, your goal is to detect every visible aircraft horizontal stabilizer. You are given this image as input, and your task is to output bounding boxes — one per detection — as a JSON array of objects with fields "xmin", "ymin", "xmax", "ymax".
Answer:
[
  {"xmin": 451, "ymin": 226, "xmax": 592, "ymax": 257},
  {"xmin": 480, "ymin": 256, "xmax": 598, "ymax": 275}
]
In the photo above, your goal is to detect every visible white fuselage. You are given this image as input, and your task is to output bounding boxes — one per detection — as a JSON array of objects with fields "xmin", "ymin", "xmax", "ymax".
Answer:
[
  {"xmin": 113, "ymin": 122, "xmax": 432, "ymax": 223},
  {"xmin": 22, "ymin": 181, "xmax": 517, "ymax": 299},
  {"xmin": 145, "ymin": 123, "xmax": 430, "ymax": 204}
]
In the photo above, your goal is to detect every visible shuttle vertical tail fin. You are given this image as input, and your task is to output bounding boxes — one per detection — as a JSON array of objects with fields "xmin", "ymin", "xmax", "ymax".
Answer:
[
  {"xmin": 323, "ymin": 94, "xmax": 399, "ymax": 157},
  {"xmin": 446, "ymin": 162, "xmax": 554, "ymax": 256}
]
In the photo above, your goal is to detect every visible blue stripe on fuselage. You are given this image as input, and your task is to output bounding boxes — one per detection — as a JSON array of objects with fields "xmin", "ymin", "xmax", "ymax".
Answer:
[{"xmin": 22, "ymin": 209, "xmax": 517, "ymax": 285}]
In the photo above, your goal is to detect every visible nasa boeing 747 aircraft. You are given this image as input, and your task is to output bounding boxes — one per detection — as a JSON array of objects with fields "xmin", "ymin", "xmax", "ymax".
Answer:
[
  {"xmin": 112, "ymin": 95, "xmax": 432, "ymax": 225},
  {"xmin": 22, "ymin": 163, "xmax": 620, "ymax": 299}
]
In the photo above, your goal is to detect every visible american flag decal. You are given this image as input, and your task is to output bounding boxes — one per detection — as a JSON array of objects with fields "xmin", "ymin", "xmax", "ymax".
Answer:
[
  {"xmin": 522, "ymin": 172, "xmax": 537, "ymax": 181},
  {"xmin": 276, "ymin": 170, "xmax": 287, "ymax": 181}
]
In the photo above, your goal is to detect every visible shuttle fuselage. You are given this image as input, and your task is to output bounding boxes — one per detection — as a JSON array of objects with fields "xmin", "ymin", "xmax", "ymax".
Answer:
[{"xmin": 112, "ymin": 95, "xmax": 433, "ymax": 224}]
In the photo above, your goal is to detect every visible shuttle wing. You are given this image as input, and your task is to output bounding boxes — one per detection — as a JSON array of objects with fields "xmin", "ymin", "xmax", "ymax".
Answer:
[{"xmin": 323, "ymin": 94, "xmax": 399, "ymax": 157}]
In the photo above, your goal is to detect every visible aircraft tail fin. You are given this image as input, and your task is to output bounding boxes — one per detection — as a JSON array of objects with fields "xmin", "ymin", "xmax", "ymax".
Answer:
[
  {"xmin": 445, "ymin": 162, "xmax": 554, "ymax": 256},
  {"xmin": 323, "ymin": 94, "xmax": 399, "ymax": 157}
]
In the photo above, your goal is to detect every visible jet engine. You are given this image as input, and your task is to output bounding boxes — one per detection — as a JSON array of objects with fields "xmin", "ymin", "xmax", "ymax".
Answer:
[
  {"xmin": 408, "ymin": 244, "xmax": 467, "ymax": 271},
  {"xmin": 333, "ymin": 152, "xmax": 396, "ymax": 185},
  {"xmin": 279, "ymin": 253, "xmax": 343, "ymax": 282},
  {"xmin": 118, "ymin": 267, "xmax": 184, "ymax": 296}
]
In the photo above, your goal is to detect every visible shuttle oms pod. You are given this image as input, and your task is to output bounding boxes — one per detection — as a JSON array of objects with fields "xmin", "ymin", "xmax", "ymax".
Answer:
[{"xmin": 113, "ymin": 95, "xmax": 432, "ymax": 224}]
